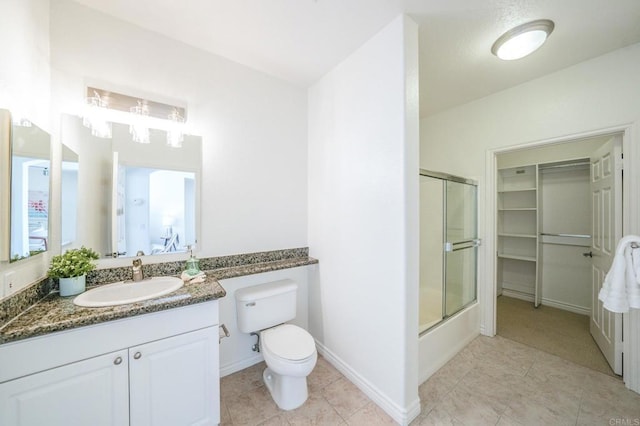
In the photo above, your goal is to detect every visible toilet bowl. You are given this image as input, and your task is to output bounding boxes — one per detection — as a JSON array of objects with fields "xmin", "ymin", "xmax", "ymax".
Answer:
[
  {"xmin": 234, "ymin": 279, "xmax": 317, "ymax": 409},
  {"xmin": 260, "ymin": 324, "xmax": 317, "ymax": 410}
]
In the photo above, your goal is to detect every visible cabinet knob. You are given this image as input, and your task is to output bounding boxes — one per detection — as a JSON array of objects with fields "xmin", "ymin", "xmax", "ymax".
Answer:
[
  {"xmin": 133, "ymin": 351, "xmax": 142, "ymax": 360},
  {"xmin": 114, "ymin": 356, "xmax": 122, "ymax": 365}
]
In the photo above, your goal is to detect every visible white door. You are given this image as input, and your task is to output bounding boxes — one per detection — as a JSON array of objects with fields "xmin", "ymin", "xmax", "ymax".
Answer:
[
  {"xmin": 129, "ymin": 327, "xmax": 219, "ymax": 426},
  {"xmin": 0, "ymin": 350, "xmax": 129, "ymax": 426},
  {"xmin": 590, "ymin": 136, "xmax": 623, "ymax": 375}
]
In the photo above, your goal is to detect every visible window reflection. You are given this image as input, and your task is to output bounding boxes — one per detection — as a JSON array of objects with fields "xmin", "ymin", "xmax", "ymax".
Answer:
[{"xmin": 10, "ymin": 121, "xmax": 51, "ymax": 262}]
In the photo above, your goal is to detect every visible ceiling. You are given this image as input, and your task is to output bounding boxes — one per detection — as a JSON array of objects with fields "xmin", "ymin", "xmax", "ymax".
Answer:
[{"xmin": 72, "ymin": 0, "xmax": 640, "ymax": 117}]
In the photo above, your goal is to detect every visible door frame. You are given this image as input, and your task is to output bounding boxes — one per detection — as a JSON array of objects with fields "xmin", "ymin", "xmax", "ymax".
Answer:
[{"xmin": 482, "ymin": 121, "xmax": 640, "ymax": 392}]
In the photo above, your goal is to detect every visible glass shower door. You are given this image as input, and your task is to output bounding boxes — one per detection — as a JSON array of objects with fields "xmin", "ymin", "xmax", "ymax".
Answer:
[{"xmin": 444, "ymin": 180, "xmax": 478, "ymax": 317}]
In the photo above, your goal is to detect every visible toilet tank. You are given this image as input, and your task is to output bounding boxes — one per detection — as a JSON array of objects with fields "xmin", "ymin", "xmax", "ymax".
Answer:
[{"xmin": 235, "ymin": 279, "xmax": 297, "ymax": 333}]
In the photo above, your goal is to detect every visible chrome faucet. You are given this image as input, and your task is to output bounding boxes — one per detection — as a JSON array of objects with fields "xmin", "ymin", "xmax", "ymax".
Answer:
[{"xmin": 132, "ymin": 258, "xmax": 144, "ymax": 282}]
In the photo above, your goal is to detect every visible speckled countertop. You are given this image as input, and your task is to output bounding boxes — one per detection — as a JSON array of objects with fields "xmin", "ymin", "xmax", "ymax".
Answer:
[{"xmin": 0, "ymin": 250, "xmax": 317, "ymax": 345}]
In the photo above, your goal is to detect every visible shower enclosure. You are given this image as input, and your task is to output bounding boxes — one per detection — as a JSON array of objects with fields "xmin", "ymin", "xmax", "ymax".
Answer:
[{"xmin": 419, "ymin": 170, "xmax": 479, "ymax": 334}]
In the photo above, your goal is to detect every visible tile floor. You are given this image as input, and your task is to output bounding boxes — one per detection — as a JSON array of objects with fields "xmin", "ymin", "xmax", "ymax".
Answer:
[
  {"xmin": 220, "ymin": 355, "xmax": 397, "ymax": 425},
  {"xmin": 220, "ymin": 336, "xmax": 640, "ymax": 425},
  {"xmin": 414, "ymin": 335, "xmax": 640, "ymax": 425}
]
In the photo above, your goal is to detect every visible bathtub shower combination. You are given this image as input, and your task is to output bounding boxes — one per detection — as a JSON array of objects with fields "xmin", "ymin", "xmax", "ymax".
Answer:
[{"xmin": 419, "ymin": 170, "xmax": 478, "ymax": 334}]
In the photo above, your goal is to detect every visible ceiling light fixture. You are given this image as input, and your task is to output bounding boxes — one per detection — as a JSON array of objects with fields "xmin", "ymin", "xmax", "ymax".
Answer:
[{"xmin": 491, "ymin": 19, "xmax": 555, "ymax": 61}]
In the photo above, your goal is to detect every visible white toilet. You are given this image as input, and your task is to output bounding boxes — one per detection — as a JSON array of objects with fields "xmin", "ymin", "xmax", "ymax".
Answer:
[{"xmin": 235, "ymin": 279, "xmax": 317, "ymax": 410}]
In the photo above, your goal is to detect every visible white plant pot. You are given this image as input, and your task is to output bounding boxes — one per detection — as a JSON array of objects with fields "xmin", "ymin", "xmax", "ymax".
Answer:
[{"xmin": 59, "ymin": 275, "xmax": 86, "ymax": 297}]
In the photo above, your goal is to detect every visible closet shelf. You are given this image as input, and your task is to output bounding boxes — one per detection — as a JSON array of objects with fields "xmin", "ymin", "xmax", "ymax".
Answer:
[
  {"xmin": 497, "ymin": 253, "xmax": 537, "ymax": 262},
  {"xmin": 498, "ymin": 207, "xmax": 537, "ymax": 211}
]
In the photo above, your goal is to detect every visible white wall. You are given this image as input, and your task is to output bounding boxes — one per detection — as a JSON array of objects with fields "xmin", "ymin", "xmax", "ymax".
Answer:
[
  {"xmin": 421, "ymin": 43, "xmax": 640, "ymax": 176},
  {"xmin": 49, "ymin": 0, "xmax": 308, "ymax": 259},
  {"xmin": 0, "ymin": 0, "xmax": 50, "ymax": 129},
  {"xmin": 307, "ymin": 15, "xmax": 420, "ymax": 424}
]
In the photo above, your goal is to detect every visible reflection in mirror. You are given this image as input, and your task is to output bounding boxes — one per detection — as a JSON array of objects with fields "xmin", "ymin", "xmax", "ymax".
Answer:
[
  {"xmin": 10, "ymin": 121, "xmax": 51, "ymax": 262},
  {"xmin": 61, "ymin": 114, "xmax": 201, "ymax": 259},
  {"xmin": 115, "ymin": 165, "xmax": 195, "ymax": 257},
  {"xmin": 61, "ymin": 145, "xmax": 79, "ymax": 249}
]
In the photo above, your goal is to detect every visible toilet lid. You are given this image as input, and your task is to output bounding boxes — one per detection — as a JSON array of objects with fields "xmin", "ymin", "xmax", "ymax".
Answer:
[{"xmin": 262, "ymin": 324, "xmax": 315, "ymax": 361}]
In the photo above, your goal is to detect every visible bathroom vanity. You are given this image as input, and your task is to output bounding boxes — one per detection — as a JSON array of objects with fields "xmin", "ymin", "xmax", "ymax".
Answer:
[
  {"xmin": 0, "ymin": 300, "xmax": 220, "ymax": 426},
  {"xmin": 0, "ymin": 249, "xmax": 317, "ymax": 426}
]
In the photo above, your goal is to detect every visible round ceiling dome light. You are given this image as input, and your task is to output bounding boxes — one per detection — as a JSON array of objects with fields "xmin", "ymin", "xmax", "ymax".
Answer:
[{"xmin": 491, "ymin": 19, "xmax": 555, "ymax": 60}]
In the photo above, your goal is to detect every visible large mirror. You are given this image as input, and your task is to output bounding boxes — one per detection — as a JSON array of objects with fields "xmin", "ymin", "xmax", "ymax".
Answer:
[
  {"xmin": 61, "ymin": 114, "xmax": 201, "ymax": 259},
  {"xmin": 5, "ymin": 114, "xmax": 51, "ymax": 262},
  {"xmin": 61, "ymin": 144, "xmax": 79, "ymax": 250}
]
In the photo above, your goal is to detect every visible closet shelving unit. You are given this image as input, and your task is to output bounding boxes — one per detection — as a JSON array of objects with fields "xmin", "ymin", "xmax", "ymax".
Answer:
[{"xmin": 497, "ymin": 165, "xmax": 539, "ymax": 303}]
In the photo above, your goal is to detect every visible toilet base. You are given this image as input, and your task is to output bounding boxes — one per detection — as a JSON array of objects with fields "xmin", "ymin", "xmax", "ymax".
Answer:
[{"xmin": 263, "ymin": 367, "xmax": 309, "ymax": 410}]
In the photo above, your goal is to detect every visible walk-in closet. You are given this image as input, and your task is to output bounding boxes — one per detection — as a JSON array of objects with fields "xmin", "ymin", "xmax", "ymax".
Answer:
[
  {"xmin": 495, "ymin": 134, "xmax": 623, "ymax": 376},
  {"xmin": 497, "ymin": 160, "xmax": 592, "ymax": 313}
]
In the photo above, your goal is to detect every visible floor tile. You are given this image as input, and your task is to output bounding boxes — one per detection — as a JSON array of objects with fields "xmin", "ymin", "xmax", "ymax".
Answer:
[
  {"xmin": 346, "ymin": 402, "xmax": 397, "ymax": 425},
  {"xmin": 321, "ymin": 377, "xmax": 370, "ymax": 419},
  {"xmin": 284, "ymin": 393, "xmax": 345, "ymax": 425}
]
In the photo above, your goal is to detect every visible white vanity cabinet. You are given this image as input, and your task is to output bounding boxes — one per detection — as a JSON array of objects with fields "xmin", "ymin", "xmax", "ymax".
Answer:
[
  {"xmin": 0, "ymin": 349, "xmax": 129, "ymax": 425},
  {"xmin": 0, "ymin": 301, "xmax": 220, "ymax": 426},
  {"xmin": 129, "ymin": 327, "xmax": 218, "ymax": 425}
]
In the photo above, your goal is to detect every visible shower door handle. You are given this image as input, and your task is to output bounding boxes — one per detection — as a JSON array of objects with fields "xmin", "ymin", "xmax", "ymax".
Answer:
[{"xmin": 445, "ymin": 239, "xmax": 481, "ymax": 252}]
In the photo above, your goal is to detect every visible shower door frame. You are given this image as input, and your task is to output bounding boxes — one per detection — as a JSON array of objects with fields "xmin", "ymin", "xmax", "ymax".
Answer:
[{"xmin": 419, "ymin": 169, "xmax": 479, "ymax": 334}]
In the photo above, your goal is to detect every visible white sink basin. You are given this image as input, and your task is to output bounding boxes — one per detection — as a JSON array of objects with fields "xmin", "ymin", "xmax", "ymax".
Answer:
[{"xmin": 73, "ymin": 276, "xmax": 183, "ymax": 307}]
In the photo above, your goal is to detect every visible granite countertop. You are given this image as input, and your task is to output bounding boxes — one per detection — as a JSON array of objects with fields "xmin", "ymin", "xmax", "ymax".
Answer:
[{"xmin": 0, "ymin": 255, "xmax": 317, "ymax": 345}]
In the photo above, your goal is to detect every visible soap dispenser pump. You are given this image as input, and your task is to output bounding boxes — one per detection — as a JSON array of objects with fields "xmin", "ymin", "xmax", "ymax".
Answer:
[{"xmin": 185, "ymin": 245, "xmax": 201, "ymax": 276}]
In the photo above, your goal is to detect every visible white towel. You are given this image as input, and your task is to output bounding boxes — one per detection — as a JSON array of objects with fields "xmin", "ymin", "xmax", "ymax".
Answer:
[
  {"xmin": 598, "ymin": 235, "xmax": 640, "ymax": 313},
  {"xmin": 180, "ymin": 270, "xmax": 207, "ymax": 284},
  {"xmin": 630, "ymin": 248, "xmax": 640, "ymax": 308}
]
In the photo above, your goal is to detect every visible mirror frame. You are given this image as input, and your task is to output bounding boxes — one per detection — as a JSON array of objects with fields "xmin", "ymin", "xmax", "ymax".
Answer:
[{"xmin": 0, "ymin": 109, "xmax": 11, "ymax": 261}]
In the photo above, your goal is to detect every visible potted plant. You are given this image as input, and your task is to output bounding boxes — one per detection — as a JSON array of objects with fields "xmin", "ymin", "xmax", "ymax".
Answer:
[{"xmin": 48, "ymin": 246, "xmax": 100, "ymax": 296}]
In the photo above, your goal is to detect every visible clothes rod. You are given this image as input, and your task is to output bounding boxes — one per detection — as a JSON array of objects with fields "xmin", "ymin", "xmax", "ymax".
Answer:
[{"xmin": 540, "ymin": 233, "xmax": 591, "ymax": 238}]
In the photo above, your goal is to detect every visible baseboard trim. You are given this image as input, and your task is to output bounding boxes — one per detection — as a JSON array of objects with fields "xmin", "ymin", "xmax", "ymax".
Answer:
[
  {"xmin": 540, "ymin": 298, "xmax": 590, "ymax": 316},
  {"xmin": 315, "ymin": 341, "xmax": 420, "ymax": 425},
  {"xmin": 501, "ymin": 289, "xmax": 534, "ymax": 303},
  {"xmin": 220, "ymin": 353, "xmax": 264, "ymax": 378},
  {"xmin": 500, "ymin": 291, "xmax": 591, "ymax": 316}
]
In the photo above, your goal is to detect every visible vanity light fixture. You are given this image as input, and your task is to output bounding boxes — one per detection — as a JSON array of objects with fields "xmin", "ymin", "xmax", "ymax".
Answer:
[
  {"xmin": 82, "ymin": 87, "xmax": 186, "ymax": 146},
  {"xmin": 82, "ymin": 91, "xmax": 112, "ymax": 138},
  {"xmin": 129, "ymin": 101, "xmax": 150, "ymax": 144},
  {"xmin": 491, "ymin": 19, "xmax": 555, "ymax": 60},
  {"xmin": 166, "ymin": 108, "xmax": 185, "ymax": 148}
]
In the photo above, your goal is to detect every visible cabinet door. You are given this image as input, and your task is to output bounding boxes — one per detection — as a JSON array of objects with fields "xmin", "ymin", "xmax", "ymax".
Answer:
[
  {"xmin": 129, "ymin": 327, "xmax": 219, "ymax": 426},
  {"xmin": 0, "ymin": 350, "xmax": 129, "ymax": 426}
]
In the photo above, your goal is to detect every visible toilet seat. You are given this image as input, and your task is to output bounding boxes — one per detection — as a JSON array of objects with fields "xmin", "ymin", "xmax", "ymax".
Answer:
[{"xmin": 261, "ymin": 324, "xmax": 316, "ymax": 361}]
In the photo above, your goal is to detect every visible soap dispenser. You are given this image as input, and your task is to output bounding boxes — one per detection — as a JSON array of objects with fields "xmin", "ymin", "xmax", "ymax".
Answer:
[{"xmin": 185, "ymin": 245, "xmax": 201, "ymax": 276}]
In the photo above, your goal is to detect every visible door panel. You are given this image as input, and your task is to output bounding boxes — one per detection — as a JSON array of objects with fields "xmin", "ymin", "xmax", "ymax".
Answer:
[
  {"xmin": 0, "ymin": 350, "xmax": 129, "ymax": 426},
  {"xmin": 590, "ymin": 136, "xmax": 623, "ymax": 375},
  {"xmin": 444, "ymin": 180, "xmax": 478, "ymax": 317},
  {"xmin": 419, "ymin": 176, "xmax": 444, "ymax": 332}
]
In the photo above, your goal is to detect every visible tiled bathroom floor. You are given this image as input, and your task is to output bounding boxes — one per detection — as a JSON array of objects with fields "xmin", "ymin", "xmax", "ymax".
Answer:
[
  {"xmin": 414, "ymin": 335, "xmax": 640, "ymax": 425},
  {"xmin": 220, "ymin": 355, "xmax": 396, "ymax": 425},
  {"xmin": 220, "ymin": 336, "xmax": 640, "ymax": 425}
]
